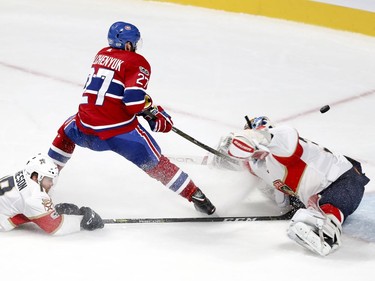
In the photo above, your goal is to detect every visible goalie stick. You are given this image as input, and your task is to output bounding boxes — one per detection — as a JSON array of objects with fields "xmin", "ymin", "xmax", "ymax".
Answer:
[{"xmin": 103, "ymin": 210, "xmax": 295, "ymax": 224}]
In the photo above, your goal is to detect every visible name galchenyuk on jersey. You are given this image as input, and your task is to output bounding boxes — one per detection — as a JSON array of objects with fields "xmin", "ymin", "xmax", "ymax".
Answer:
[{"xmin": 93, "ymin": 54, "xmax": 123, "ymax": 71}]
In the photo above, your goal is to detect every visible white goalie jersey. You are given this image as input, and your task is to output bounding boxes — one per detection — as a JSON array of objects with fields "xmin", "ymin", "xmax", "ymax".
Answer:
[
  {"xmin": 250, "ymin": 126, "xmax": 352, "ymax": 205},
  {"xmin": 235, "ymin": 125, "xmax": 353, "ymax": 206},
  {"xmin": 212, "ymin": 124, "xmax": 353, "ymax": 207}
]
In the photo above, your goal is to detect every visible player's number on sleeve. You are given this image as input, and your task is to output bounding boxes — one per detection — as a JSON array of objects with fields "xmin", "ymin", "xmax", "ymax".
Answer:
[
  {"xmin": 0, "ymin": 176, "xmax": 15, "ymax": 196},
  {"xmin": 136, "ymin": 73, "xmax": 149, "ymax": 88},
  {"xmin": 82, "ymin": 68, "xmax": 115, "ymax": 106}
]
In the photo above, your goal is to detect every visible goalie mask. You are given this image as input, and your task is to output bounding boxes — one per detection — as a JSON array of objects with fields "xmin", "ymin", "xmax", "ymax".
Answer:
[
  {"xmin": 244, "ymin": 116, "xmax": 274, "ymax": 130},
  {"xmin": 228, "ymin": 129, "xmax": 271, "ymax": 160}
]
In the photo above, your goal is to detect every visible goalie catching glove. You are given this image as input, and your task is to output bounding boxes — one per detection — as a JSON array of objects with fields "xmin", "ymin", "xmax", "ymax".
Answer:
[
  {"xmin": 55, "ymin": 203, "xmax": 104, "ymax": 231},
  {"xmin": 142, "ymin": 105, "xmax": 173, "ymax": 133}
]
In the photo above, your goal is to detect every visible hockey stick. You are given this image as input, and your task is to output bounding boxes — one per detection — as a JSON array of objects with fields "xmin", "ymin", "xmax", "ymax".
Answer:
[
  {"xmin": 166, "ymin": 155, "xmax": 209, "ymax": 165},
  {"xmin": 103, "ymin": 210, "xmax": 294, "ymax": 224},
  {"xmin": 143, "ymin": 109, "xmax": 239, "ymax": 165}
]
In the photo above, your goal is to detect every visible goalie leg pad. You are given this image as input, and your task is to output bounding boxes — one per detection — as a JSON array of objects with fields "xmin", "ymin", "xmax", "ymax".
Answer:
[
  {"xmin": 288, "ymin": 222, "xmax": 333, "ymax": 256},
  {"xmin": 287, "ymin": 208, "xmax": 342, "ymax": 256}
]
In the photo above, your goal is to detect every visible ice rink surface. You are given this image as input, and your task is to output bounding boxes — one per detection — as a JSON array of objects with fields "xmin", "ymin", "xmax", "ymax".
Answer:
[{"xmin": 1, "ymin": 0, "xmax": 375, "ymax": 280}]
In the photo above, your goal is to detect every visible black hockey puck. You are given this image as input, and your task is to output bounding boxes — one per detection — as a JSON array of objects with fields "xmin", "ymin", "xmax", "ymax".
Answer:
[{"xmin": 320, "ymin": 105, "xmax": 330, "ymax": 113}]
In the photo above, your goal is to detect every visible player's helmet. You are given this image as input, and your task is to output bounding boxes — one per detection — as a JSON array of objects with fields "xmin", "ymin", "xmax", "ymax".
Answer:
[
  {"xmin": 244, "ymin": 116, "xmax": 274, "ymax": 130},
  {"xmin": 24, "ymin": 153, "xmax": 59, "ymax": 185},
  {"xmin": 108, "ymin": 21, "xmax": 141, "ymax": 50}
]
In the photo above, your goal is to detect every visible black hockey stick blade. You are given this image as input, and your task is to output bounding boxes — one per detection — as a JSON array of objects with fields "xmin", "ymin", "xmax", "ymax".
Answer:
[{"xmin": 103, "ymin": 210, "xmax": 295, "ymax": 224}]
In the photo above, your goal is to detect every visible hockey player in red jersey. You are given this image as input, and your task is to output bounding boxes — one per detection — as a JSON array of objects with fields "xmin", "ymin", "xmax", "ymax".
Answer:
[
  {"xmin": 48, "ymin": 21, "xmax": 215, "ymax": 215},
  {"xmin": 0, "ymin": 153, "xmax": 104, "ymax": 234},
  {"xmin": 213, "ymin": 116, "xmax": 370, "ymax": 256}
]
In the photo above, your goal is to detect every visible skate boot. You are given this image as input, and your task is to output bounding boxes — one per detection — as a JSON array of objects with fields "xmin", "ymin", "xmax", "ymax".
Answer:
[{"xmin": 191, "ymin": 188, "xmax": 216, "ymax": 215}]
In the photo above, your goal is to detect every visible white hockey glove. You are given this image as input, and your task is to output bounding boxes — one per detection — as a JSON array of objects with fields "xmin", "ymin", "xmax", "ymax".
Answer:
[
  {"xmin": 228, "ymin": 129, "xmax": 271, "ymax": 160},
  {"xmin": 287, "ymin": 208, "xmax": 342, "ymax": 256},
  {"xmin": 209, "ymin": 133, "xmax": 242, "ymax": 170}
]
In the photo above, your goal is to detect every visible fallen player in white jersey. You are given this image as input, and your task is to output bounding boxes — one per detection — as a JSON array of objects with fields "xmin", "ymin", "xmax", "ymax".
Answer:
[
  {"xmin": 212, "ymin": 116, "xmax": 370, "ymax": 256},
  {"xmin": 0, "ymin": 153, "xmax": 104, "ymax": 235}
]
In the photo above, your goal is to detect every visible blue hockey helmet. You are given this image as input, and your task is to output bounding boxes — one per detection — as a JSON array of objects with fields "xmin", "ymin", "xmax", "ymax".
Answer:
[{"xmin": 108, "ymin": 21, "xmax": 141, "ymax": 50}]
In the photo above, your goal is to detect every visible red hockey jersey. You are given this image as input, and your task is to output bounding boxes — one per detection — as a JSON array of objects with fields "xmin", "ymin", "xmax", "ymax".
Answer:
[{"xmin": 76, "ymin": 47, "xmax": 151, "ymax": 140}]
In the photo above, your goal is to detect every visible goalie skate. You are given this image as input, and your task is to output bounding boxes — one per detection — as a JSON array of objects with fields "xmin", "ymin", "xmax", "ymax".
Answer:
[{"xmin": 288, "ymin": 222, "xmax": 336, "ymax": 256}]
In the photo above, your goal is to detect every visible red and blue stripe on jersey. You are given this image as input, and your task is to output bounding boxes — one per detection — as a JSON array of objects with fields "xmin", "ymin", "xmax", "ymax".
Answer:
[{"xmin": 76, "ymin": 47, "xmax": 151, "ymax": 140}]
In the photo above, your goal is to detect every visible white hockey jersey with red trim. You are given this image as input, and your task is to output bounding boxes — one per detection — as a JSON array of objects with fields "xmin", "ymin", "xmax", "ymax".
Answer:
[
  {"xmin": 0, "ymin": 170, "xmax": 82, "ymax": 235},
  {"xmin": 247, "ymin": 126, "xmax": 352, "ymax": 205}
]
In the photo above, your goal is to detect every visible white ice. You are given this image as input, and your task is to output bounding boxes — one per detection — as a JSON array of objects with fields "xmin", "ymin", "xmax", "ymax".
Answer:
[{"xmin": 1, "ymin": 0, "xmax": 375, "ymax": 280}]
